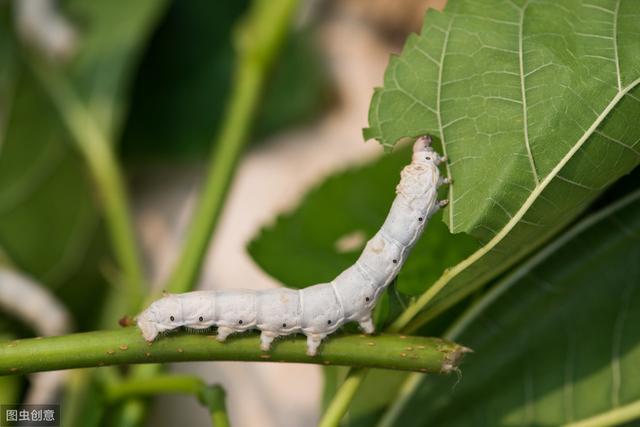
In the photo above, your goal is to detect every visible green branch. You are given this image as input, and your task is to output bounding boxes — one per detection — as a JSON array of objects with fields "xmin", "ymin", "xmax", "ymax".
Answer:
[
  {"xmin": 165, "ymin": 0, "xmax": 298, "ymax": 294},
  {"xmin": 0, "ymin": 328, "xmax": 469, "ymax": 376},
  {"xmin": 106, "ymin": 375, "xmax": 231, "ymax": 427}
]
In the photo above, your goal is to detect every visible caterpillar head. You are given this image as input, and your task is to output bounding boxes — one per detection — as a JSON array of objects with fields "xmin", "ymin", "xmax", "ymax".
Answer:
[
  {"xmin": 412, "ymin": 135, "xmax": 444, "ymax": 166},
  {"xmin": 136, "ymin": 294, "xmax": 183, "ymax": 341}
]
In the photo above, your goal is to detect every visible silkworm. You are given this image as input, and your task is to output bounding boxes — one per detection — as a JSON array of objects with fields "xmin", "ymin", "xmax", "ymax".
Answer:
[{"xmin": 137, "ymin": 136, "xmax": 449, "ymax": 356}]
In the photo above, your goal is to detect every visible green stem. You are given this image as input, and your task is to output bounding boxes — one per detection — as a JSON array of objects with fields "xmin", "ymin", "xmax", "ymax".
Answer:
[
  {"xmin": 112, "ymin": 399, "xmax": 146, "ymax": 427},
  {"xmin": 318, "ymin": 368, "xmax": 368, "ymax": 427},
  {"xmin": 165, "ymin": 0, "xmax": 298, "ymax": 295},
  {"xmin": 106, "ymin": 376, "xmax": 231, "ymax": 427},
  {"xmin": 106, "ymin": 374, "xmax": 204, "ymax": 400},
  {"xmin": 0, "ymin": 328, "xmax": 468, "ymax": 375},
  {"xmin": 199, "ymin": 384, "xmax": 232, "ymax": 427},
  {"xmin": 26, "ymin": 58, "xmax": 145, "ymax": 312}
]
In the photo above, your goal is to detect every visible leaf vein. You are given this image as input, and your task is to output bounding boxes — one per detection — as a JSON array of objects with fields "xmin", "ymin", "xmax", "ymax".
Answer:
[
  {"xmin": 437, "ymin": 16, "xmax": 455, "ymax": 229},
  {"xmin": 596, "ymin": 130, "xmax": 640, "ymax": 157},
  {"xmin": 518, "ymin": 0, "xmax": 539, "ymax": 185},
  {"xmin": 613, "ymin": 0, "xmax": 622, "ymax": 91}
]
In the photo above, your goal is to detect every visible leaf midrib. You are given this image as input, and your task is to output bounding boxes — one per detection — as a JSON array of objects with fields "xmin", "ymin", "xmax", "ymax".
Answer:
[
  {"xmin": 436, "ymin": 17, "xmax": 455, "ymax": 228},
  {"xmin": 613, "ymin": 0, "xmax": 622, "ymax": 92}
]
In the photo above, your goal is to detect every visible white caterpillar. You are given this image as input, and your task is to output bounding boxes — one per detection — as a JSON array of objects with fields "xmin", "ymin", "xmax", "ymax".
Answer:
[{"xmin": 137, "ymin": 136, "xmax": 449, "ymax": 356}]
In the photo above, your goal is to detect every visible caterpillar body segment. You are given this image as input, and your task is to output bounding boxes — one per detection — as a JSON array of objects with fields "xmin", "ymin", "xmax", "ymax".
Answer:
[{"xmin": 137, "ymin": 136, "xmax": 448, "ymax": 356}]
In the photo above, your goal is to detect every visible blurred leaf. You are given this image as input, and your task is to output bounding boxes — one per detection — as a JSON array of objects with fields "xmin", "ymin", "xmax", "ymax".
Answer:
[
  {"xmin": 253, "ymin": 29, "xmax": 333, "ymax": 138},
  {"xmin": 0, "ymin": 9, "xmax": 15, "ymax": 144},
  {"xmin": 390, "ymin": 187, "xmax": 640, "ymax": 426},
  {"xmin": 0, "ymin": 375, "xmax": 20, "ymax": 404},
  {"xmin": 121, "ymin": 0, "xmax": 331, "ymax": 159},
  {"xmin": 248, "ymin": 144, "xmax": 478, "ymax": 295},
  {"xmin": 64, "ymin": 0, "xmax": 169, "ymax": 134},
  {"xmin": 0, "ymin": 1, "xmax": 166, "ymax": 324},
  {"xmin": 120, "ymin": 0, "xmax": 248, "ymax": 158},
  {"xmin": 364, "ymin": 0, "xmax": 640, "ymax": 321},
  {"xmin": 60, "ymin": 371, "xmax": 106, "ymax": 427}
]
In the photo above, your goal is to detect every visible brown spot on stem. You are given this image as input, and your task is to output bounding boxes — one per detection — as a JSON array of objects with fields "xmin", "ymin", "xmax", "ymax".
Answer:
[
  {"xmin": 98, "ymin": 362, "xmax": 105, "ymax": 366},
  {"xmin": 119, "ymin": 344, "xmax": 129, "ymax": 351},
  {"xmin": 367, "ymin": 342, "xmax": 375, "ymax": 346},
  {"xmin": 405, "ymin": 346, "xmax": 414, "ymax": 351},
  {"xmin": 106, "ymin": 349, "xmax": 115, "ymax": 356},
  {"xmin": 145, "ymin": 352, "xmax": 152, "ymax": 357},
  {"xmin": 417, "ymin": 345, "xmax": 425, "ymax": 350},
  {"xmin": 8, "ymin": 341, "xmax": 17, "ymax": 348},
  {"xmin": 10, "ymin": 367, "xmax": 19, "ymax": 372},
  {"xmin": 260, "ymin": 354, "xmax": 271, "ymax": 359},
  {"xmin": 400, "ymin": 353, "xmax": 407, "ymax": 357},
  {"xmin": 399, "ymin": 335, "xmax": 407, "ymax": 339},
  {"xmin": 177, "ymin": 348, "xmax": 184, "ymax": 353}
]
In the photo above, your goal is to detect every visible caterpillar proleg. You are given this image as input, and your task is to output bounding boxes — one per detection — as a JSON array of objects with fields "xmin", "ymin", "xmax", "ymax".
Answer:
[{"xmin": 137, "ymin": 136, "xmax": 449, "ymax": 356}]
